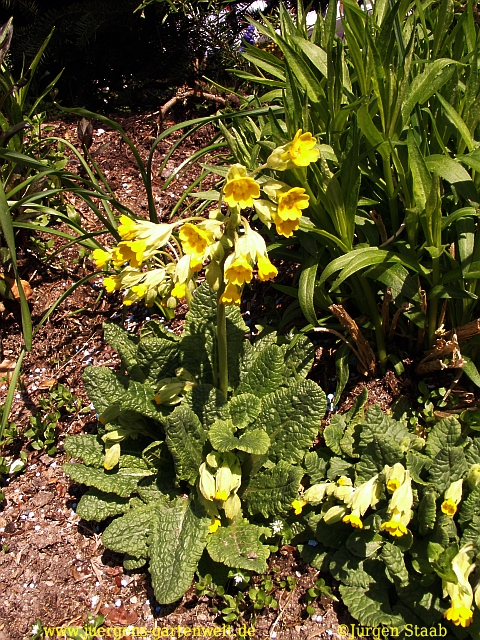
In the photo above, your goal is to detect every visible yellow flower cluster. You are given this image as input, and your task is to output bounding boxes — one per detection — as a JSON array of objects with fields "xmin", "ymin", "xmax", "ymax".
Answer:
[
  {"xmin": 198, "ymin": 452, "xmax": 242, "ymax": 529},
  {"xmin": 442, "ymin": 545, "xmax": 476, "ymax": 628}
]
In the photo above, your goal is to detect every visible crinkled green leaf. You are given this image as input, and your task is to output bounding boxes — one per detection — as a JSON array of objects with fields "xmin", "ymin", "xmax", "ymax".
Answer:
[
  {"xmin": 418, "ymin": 490, "xmax": 437, "ymax": 535},
  {"xmin": 465, "ymin": 437, "xmax": 480, "ymax": 467},
  {"xmin": 406, "ymin": 450, "xmax": 432, "ymax": 485},
  {"xmin": 397, "ymin": 581, "xmax": 444, "ymax": 627},
  {"xmin": 425, "ymin": 417, "xmax": 463, "ymax": 458},
  {"xmin": 208, "ymin": 419, "xmax": 270, "ymax": 454},
  {"xmin": 63, "ymin": 463, "xmax": 144, "ymax": 497},
  {"xmin": 164, "ymin": 405, "xmax": 206, "ymax": 485},
  {"xmin": 283, "ymin": 334, "xmax": 315, "ymax": 379},
  {"xmin": 103, "ymin": 323, "xmax": 139, "ymax": 374},
  {"xmin": 258, "ymin": 379, "xmax": 325, "ymax": 464},
  {"xmin": 136, "ymin": 337, "xmax": 181, "ymax": 386},
  {"xmin": 382, "ymin": 542, "xmax": 410, "ymax": 588},
  {"xmin": 148, "ymin": 498, "xmax": 210, "ymax": 604},
  {"xmin": 339, "ymin": 584, "xmax": 403, "ymax": 627},
  {"xmin": 242, "ymin": 462, "xmax": 303, "ymax": 517},
  {"xmin": 102, "ymin": 502, "xmax": 160, "ymax": 557},
  {"xmin": 184, "ymin": 384, "xmax": 227, "ymax": 427},
  {"xmin": 428, "ymin": 446, "xmax": 467, "ymax": 492},
  {"xmin": 123, "ymin": 555, "xmax": 146, "ymax": 570},
  {"xmin": 330, "ymin": 546, "xmax": 388, "ymax": 588},
  {"xmin": 323, "ymin": 416, "xmax": 345, "ymax": 455},
  {"xmin": 327, "ymin": 456, "xmax": 354, "ymax": 481},
  {"xmin": 298, "ymin": 543, "xmax": 330, "ymax": 571},
  {"xmin": 459, "ymin": 484, "xmax": 480, "ymax": 527},
  {"xmin": 82, "ymin": 366, "xmax": 129, "ymax": 415},
  {"xmin": 228, "ymin": 393, "xmax": 262, "ymax": 428},
  {"xmin": 461, "ymin": 514, "xmax": 480, "ymax": 546},
  {"xmin": 303, "ymin": 450, "xmax": 329, "ymax": 483},
  {"xmin": 207, "ymin": 519, "xmax": 270, "ymax": 573},
  {"xmin": 64, "ymin": 434, "xmax": 104, "ymax": 467},
  {"xmin": 356, "ymin": 438, "xmax": 404, "ymax": 483},
  {"xmin": 346, "ymin": 529, "xmax": 383, "ymax": 559},
  {"xmin": 236, "ymin": 344, "xmax": 285, "ymax": 398},
  {"xmin": 140, "ymin": 320, "xmax": 180, "ymax": 341},
  {"xmin": 359, "ymin": 405, "xmax": 411, "ymax": 449},
  {"xmin": 76, "ymin": 488, "xmax": 131, "ymax": 521},
  {"xmin": 137, "ymin": 472, "xmax": 179, "ymax": 504}
]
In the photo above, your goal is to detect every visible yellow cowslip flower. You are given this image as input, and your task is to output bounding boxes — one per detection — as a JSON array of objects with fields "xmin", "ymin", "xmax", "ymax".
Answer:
[
  {"xmin": 225, "ymin": 256, "xmax": 253, "ymax": 287},
  {"xmin": 441, "ymin": 479, "xmax": 463, "ymax": 517},
  {"xmin": 443, "ymin": 545, "xmax": 475, "ymax": 628},
  {"xmin": 92, "ymin": 248, "xmax": 112, "ymax": 269},
  {"xmin": 274, "ymin": 217, "xmax": 301, "ymax": 238},
  {"xmin": 276, "ymin": 187, "xmax": 310, "ymax": 222},
  {"xmin": 380, "ymin": 520, "xmax": 408, "ymax": 537},
  {"xmin": 380, "ymin": 471, "xmax": 413, "ymax": 537},
  {"xmin": 103, "ymin": 275, "xmax": 120, "ymax": 293},
  {"xmin": 117, "ymin": 215, "xmax": 137, "ymax": 240},
  {"xmin": 171, "ymin": 282, "xmax": 186, "ymax": 299},
  {"xmin": 103, "ymin": 443, "xmax": 121, "ymax": 470},
  {"xmin": 220, "ymin": 283, "xmax": 241, "ymax": 306},
  {"xmin": 179, "ymin": 223, "xmax": 213, "ymax": 258},
  {"xmin": 131, "ymin": 283, "xmax": 147, "ymax": 298},
  {"xmin": 257, "ymin": 254, "xmax": 278, "ymax": 282},
  {"xmin": 342, "ymin": 513, "xmax": 363, "ymax": 529},
  {"xmin": 337, "ymin": 476, "xmax": 352, "ymax": 487},
  {"xmin": 209, "ymin": 518, "xmax": 221, "ymax": 534},
  {"xmin": 384, "ymin": 463, "xmax": 406, "ymax": 494},
  {"xmin": 190, "ymin": 256, "xmax": 203, "ymax": 272},
  {"xmin": 224, "ymin": 494, "xmax": 241, "ymax": 520},
  {"xmin": 292, "ymin": 499, "xmax": 307, "ymax": 515},
  {"xmin": 444, "ymin": 607, "xmax": 473, "ymax": 628},
  {"xmin": 223, "ymin": 164, "xmax": 260, "ymax": 209},
  {"xmin": 112, "ymin": 240, "xmax": 147, "ymax": 269},
  {"xmin": 281, "ymin": 129, "xmax": 320, "ymax": 167}
]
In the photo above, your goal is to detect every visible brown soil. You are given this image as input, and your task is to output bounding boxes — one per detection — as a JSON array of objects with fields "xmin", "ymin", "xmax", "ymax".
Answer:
[{"xmin": 0, "ymin": 110, "xmax": 467, "ymax": 640}]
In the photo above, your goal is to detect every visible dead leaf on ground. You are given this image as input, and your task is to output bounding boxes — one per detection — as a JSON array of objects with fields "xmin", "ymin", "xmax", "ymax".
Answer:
[
  {"xmin": 0, "ymin": 358, "xmax": 16, "ymax": 381},
  {"xmin": 0, "ymin": 274, "xmax": 33, "ymax": 300}
]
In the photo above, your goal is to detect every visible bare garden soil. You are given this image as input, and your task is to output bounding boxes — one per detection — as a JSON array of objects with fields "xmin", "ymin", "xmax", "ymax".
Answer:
[{"xmin": 0, "ymin": 109, "xmax": 469, "ymax": 640}]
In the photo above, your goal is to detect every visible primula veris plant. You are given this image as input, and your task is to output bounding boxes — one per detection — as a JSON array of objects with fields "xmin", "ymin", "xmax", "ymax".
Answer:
[
  {"xmin": 63, "ymin": 284, "xmax": 326, "ymax": 604},
  {"xmin": 295, "ymin": 390, "xmax": 480, "ymax": 634}
]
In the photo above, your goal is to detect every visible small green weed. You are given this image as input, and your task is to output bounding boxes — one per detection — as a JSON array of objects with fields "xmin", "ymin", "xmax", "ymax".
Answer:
[
  {"xmin": 25, "ymin": 384, "xmax": 88, "ymax": 454},
  {"xmin": 304, "ymin": 578, "xmax": 338, "ymax": 617}
]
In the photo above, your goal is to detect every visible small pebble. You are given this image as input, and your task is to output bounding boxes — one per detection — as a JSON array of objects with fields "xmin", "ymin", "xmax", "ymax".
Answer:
[
  {"xmin": 270, "ymin": 633, "xmax": 277, "ymax": 639},
  {"xmin": 34, "ymin": 525, "xmax": 41, "ymax": 531},
  {"xmin": 308, "ymin": 540, "xmax": 318, "ymax": 547},
  {"xmin": 91, "ymin": 595, "xmax": 99, "ymax": 607},
  {"xmin": 115, "ymin": 599, "xmax": 122, "ymax": 607}
]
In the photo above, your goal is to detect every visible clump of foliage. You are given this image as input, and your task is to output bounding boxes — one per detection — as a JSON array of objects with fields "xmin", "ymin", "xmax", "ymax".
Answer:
[
  {"xmin": 295, "ymin": 389, "xmax": 480, "ymax": 634},
  {"xmin": 63, "ymin": 284, "xmax": 326, "ymax": 604}
]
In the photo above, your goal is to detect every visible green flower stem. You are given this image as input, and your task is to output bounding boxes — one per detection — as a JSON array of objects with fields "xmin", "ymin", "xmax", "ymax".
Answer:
[
  {"xmin": 427, "ymin": 257, "xmax": 440, "ymax": 349},
  {"xmin": 216, "ymin": 291, "xmax": 229, "ymax": 398},
  {"xmin": 383, "ymin": 155, "xmax": 399, "ymax": 234}
]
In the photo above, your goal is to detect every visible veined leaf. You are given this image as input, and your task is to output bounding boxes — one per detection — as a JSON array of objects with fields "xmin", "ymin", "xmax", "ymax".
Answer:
[
  {"xmin": 64, "ymin": 434, "xmax": 104, "ymax": 467},
  {"xmin": 258, "ymin": 379, "xmax": 326, "ymax": 464},
  {"xmin": 242, "ymin": 462, "xmax": 303, "ymax": 517},
  {"xmin": 207, "ymin": 519, "xmax": 270, "ymax": 573},
  {"xmin": 164, "ymin": 405, "xmax": 206, "ymax": 485},
  {"xmin": 63, "ymin": 463, "xmax": 144, "ymax": 498},
  {"xmin": 76, "ymin": 488, "xmax": 131, "ymax": 522},
  {"xmin": 149, "ymin": 498, "xmax": 209, "ymax": 604},
  {"xmin": 236, "ymin": 344, "xmax": 284, "ymax": 398}
]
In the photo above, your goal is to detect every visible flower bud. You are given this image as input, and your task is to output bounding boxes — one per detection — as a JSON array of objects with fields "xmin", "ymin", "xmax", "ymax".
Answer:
[
  {"xmin": 384, "ymin": 463, "xmax": 406, "ymax": 494},
  {"xmin": 224, "ymin": 493, "xmax": 242, "ymax": 520},
  {"xmin": 323, "ymin": 505, "xmax": 347, "ymax": 524},
  {"xmin": 199, "ymin": 463, "xmax": 216, "ymax": 501},
  {"xmin": 467, "ymin": 464, "xmax": 480, "ymax": 489},
  {"xmin": 303, "ymin": 483, "xmax": 330, "ymax": 504},
  {"xmin": 104, "ymin": 443, "xmax": 121, "ymax": 470},
  {"xmin": 154, "ymin": 381, "xmax": 185, "ymax": 405},
  {"xmin": 441, "ymin": 479, "xmax": 463, "ymax": 517}
]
